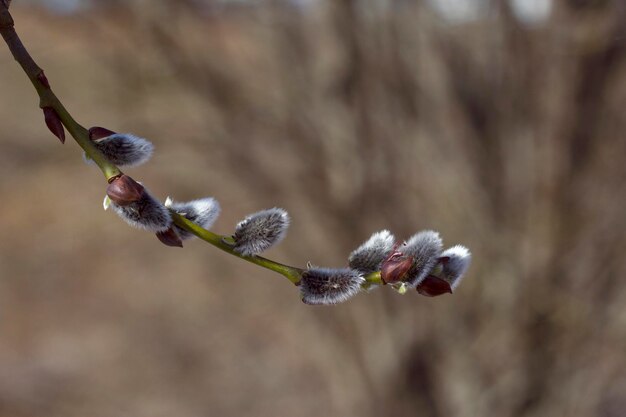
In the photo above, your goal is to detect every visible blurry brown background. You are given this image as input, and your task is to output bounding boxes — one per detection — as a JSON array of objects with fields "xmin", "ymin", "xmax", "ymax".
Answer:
[{"xmin": 1, "ymin": 1, "xmax": 625, "ymax": 416}]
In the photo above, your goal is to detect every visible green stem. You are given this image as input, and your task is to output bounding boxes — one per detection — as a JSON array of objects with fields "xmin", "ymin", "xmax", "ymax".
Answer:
[
  {"xmin": 173, "ymin": 211, "xmax": 384, "ymax": 288},
  {"xmin": 1, "ymin": 3, "xmax": 384, "ymax": 292},
  {"xmin": 0, "ymin": 4, "xmax": 120, "ymax": 181},
  {"xmin": 171, "ymin": 212, "xmax": 305, "ymax": 285},
  {"xmin": 364, "ymin": 271, "xmax": 383, "ymax": 285}
]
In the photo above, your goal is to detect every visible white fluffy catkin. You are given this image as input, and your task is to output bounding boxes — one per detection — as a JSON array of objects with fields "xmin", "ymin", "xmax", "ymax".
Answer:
[
  {"xmin": 348, "ymin": 230, "xmax": 395, "ymax": 273},
  {"xmin": 402, "ymin": 230, "xmax": 443, "ymax": 287},
  {"xmin": 233, "ymin": 208, "xmax": 290, "ymax": 256},
  {"xmin": 300, "ymin": 267, "xmax": 364, "ymax": 305},
  {"xmin": 85, "ymin": 133, "xmax": 154, "ymax": 167},
  {"xmin": 109, "ymin": 190, "xmax": 171, "ymax": 232},
  {"xmin": 440, "ymin": 245, "xmax": 472, "ymax": 290},
  {"xmin": 166, "ymin": 197, "xmax": 221, "ymax": 240}
]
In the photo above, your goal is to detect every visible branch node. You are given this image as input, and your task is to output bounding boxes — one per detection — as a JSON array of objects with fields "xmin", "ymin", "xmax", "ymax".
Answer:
[{"xmin": 37, "ymin": 71, "xmax": 50, "ymax": 89}]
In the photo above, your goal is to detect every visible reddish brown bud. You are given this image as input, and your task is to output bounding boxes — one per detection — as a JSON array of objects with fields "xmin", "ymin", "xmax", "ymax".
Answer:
[
  {"xmin": 106, "ymin": 174, "xmax": 144, "ymax": 206},
  {"xmin": 89, "ymin": 126, "xmax": 117, "ymax": 141},
  {"xmin": 156, "ymin": 227, "xmax": 184, "ymax": 248},
  {"xmin": 42, "ymin": 107, "xmax": 65, "ymax": 143},
  {"xmin": 416, "ymin": 275, "xmax": 453, "ymax": 297},
  {"xmin": 37, "ymin": 71, "xmax": 50, "ymax": 89},
  {"xmin": 380, "ymin": 251, "xmax": 413, "ymax": 284}
]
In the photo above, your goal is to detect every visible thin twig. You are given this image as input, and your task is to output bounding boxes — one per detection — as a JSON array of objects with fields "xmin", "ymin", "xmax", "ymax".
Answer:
[{"xmin": 0, "ymin": 3, "xmax": 385, "ymax": 290}]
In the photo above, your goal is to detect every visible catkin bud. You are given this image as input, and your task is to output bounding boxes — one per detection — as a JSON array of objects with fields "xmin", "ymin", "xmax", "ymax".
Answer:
[
  {"xmin": 233, "ymin": 208, "xmax": 289, "ymax": 256},
  {"xmin": 37, "ymin": 71, "xmax": 50, "ymax": 89},
  {"xmin": 438, "ymin": 245, "xmax": 472, "ymax": 290},
  {"xmin": 42, "ymin": 107, "xmax": 65, "ymax": 143},
  {"xmin": 105, "ymin": 184, "xmax": 172, "ymax": 232},
  {"xmin": 165, "ymin": 196, "xmax": 221, "ymax": 240},
  {"xmin": 402, "ymin": 230, "xmax": 443, "ymax": 287},
  {"xmin": 85, "ymin": 127, "xmax": 154, "ymax": 167},
  {"xmin": 300, "ymin": 267, "xmax": 364, "ymax": 305},
  {"xmin": 348, "ymin": 230, "xmax": 395, "ymax": 273}
]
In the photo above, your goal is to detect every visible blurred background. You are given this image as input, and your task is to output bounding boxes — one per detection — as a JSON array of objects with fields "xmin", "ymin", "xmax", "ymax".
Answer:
[{"xmin": 1, "ymin": 0, "xmax": 625, "ymax": 416}]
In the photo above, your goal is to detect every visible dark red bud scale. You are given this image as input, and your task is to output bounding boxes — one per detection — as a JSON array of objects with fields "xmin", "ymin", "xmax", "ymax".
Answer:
[
  {"xmin": 106, "ymin": 174, "xmax": 144, "ymax": 206},
  {"xmin": 42, "ymin": 107, "xmax": 65, "ymax": 143},
  {"xmin": 416, "ymin": 275, "xmax": 453, "ymax": 297},
  {"xmin": 380, "ymin": 251, "xmax": 413, "ymax": 284},
  {"xmin": 89, "ymin": 126, "xmax": 117, "ymax": 141},
  {"xmin": 156, "ymin": 227, "xmax": 184, "ymax": 248}
]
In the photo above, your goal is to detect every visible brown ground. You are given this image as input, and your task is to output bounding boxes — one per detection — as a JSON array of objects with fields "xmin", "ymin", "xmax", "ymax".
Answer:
[{"xmin": 1, "ymin": 2, "xmax": 625, "ymax": 417}]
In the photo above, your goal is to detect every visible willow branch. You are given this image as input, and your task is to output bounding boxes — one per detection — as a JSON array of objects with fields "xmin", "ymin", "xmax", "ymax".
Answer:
[
  {"xmin": 0, "ymin": 3, "xmax": 386, "ymax": 291},
  {"xmin": 171, "ymin": 212, "xmax": 305, "ymax": 284},
  {"xmin": 171, "ymin": 213, "xmax": 383, "ymax": 286},
  {"xmin": 0, "ymin": 4, "xmax": 120, "ymax": 181}
]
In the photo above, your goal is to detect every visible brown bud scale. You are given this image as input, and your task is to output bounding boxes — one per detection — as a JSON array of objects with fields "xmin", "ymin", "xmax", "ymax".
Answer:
[
  {"xmin": 42, "ymin": 107, "xmax": 65, "ymax": 143},
  {"xmin": 156, "ymin": 227, "xmax": 184, "ymax": 248},
  {"xmin": 416, "ymin": 275, "xmax": 453, "ymax": 297},
  {"xmin": 380, "ymin": 250, "xmax": 413, "ymax": 284},
  {"xmin": 106, "ymin": 174, "xmax": 144, "ymax": 206},
  {"xmin": 89, "ymin": 126, "xmax": 117, "ymax": 141}
]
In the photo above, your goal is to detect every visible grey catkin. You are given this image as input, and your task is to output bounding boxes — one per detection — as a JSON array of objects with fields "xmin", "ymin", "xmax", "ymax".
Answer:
[
  {"xmin": 233, "ymin": 208, "xmax": 290, "ymax": 256},
  {"xmin": 349, "ymin": 230, "xmax": 395, "ymax": 273},
  {"xmin": 402, "ymin": 230, "xmax": 443, "ymax": 287},
  {"xmin": 85, "ymin": 133, "xmax": 154, "ymax": 167},
  {"xmin": 166, "ymin": 197, "xmax": 221, "ymax": 240},
  {"xmin": 109, "ymin": 190, "xmax": 171, "ymax": 232},
  {"xmin": 440, "ymin": 245, "xmax": 472, "ymax": 290},
  {"xmin": 300, "ymin": 267, "xmax": 364, "ymax": 305}
]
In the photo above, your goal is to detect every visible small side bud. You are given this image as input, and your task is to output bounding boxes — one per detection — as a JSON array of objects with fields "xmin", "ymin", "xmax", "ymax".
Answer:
[
  {"xmin": 437, "ymin": 245, "xmax": 472, "ymax": 290},
  {"xmin": 106, "ymin": 175, "xmax": 144, "ymax": 206},
  {"xmin": 233, "ymin": 208, "xmax": 290, "ymax": 256},
  {"xmin": 109, "ymin": 189, "xmax": 172, "ymax": 232},
  {"xmin": 42, "ymin": 107, "xmax": 65, "ymax": 143},
  {"xmin": 416, "ymin": 275, "xmax": 453, "ymax": 297},
  {"xmin": 156, "ymin": 227, "xmax": 184, "ymax": 248},
  {"xmin": 300, "ymin": 267, "xmax": 364, "ymax": 305},
  {"xmin": 348, "ymin": 230, "xmax": 395, "ymax": 273},
  {"xmin": 37, "ymin": 71, "xmax": 50, "ymax": 89},
  {"xmin": 166, "ymin": 197, "xmax": 221, "ymax": 240},
  {"xmin": 402, "ymin": 230, "xmax": 443, "ymax": 287},
  {"xmin": 85, "ymin": 128, "xmax": 154, "ymax": 167},
  {"xmin": 380, "ymin": 251, "xmax": 414, "ymax": 284}
]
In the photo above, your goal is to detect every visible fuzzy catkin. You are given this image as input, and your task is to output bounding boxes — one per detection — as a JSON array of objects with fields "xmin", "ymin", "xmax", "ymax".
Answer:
[
  {"xmin": 402, "ymin": 230, "xmax": 443, "ymax": 287},
  {"xmin": 166, "ymin": 197, "xmax": 221, "ymax": 240},
  {"xmin": 300, "ymin": 267, "xmax": 364, "ymax": 305},
  {"xmin": 85, "ymin": 133, "xmax": 154, "ymax": 167},
  {"xmin": 233, "ymin": 208, "xmax": 289, "ymax": 256},
  {"xmin": 440, "ymin": 245, "xmax": 472, "ymax": 289},
  {"xmin": 110, "ymin": 191, "xmax": 171, "ymax": 232},
  {"xmin": 349, "ymin": 230, "xmax": 395, "ymax": 273}
]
